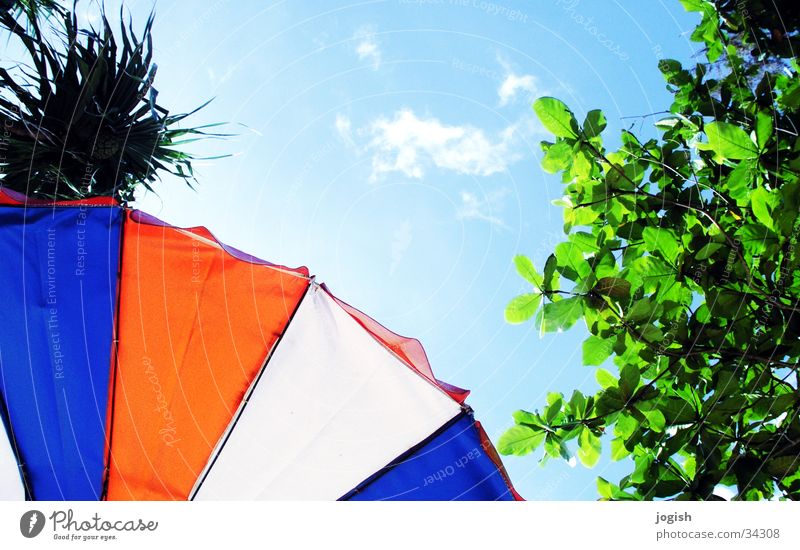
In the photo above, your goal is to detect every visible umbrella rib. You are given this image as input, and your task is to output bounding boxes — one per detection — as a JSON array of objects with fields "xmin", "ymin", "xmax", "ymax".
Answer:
[{"xmin": 101, "ymin": 209, "xmax": 126, "ymax": 500}]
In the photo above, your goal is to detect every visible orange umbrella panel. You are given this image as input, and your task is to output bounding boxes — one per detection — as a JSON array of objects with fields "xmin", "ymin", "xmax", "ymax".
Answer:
[{"xmin": 105, "ymin": 211, "xmax": 310, "ymax": 500}]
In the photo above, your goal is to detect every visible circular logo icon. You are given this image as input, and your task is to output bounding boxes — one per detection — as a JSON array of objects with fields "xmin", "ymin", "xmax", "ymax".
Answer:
[{"xmin": 20, "ymin": 510, "xmax": 45, "ymax": 538}]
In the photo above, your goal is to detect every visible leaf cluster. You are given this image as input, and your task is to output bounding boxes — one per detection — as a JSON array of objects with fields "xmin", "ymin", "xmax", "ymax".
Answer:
[{"xmin": 501, "ymin": 0, "xmax": 800, "ymax": 500}]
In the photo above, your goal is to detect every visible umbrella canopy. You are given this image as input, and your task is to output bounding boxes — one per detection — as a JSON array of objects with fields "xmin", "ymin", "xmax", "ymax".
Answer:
[{"xmin": 0, "ymin": 189, "xmax": 520, "ymax": 501}]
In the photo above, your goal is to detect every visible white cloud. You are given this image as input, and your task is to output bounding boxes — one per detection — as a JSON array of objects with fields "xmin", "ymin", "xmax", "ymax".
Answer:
[
  {"xmin": 456, "ymin": 188, "xmax": 511, "ymax": 229},
  {"xmin": 354, "ymin": 28, "xmax": 381, "ymax": 70},
  {"xmin": 498, "ymin": 73, "xmax": 538, "ymax": 106},
  {"xmin": 335, "ymin": 113, "xmax": 355, "ymax": 148},
  {"xmin": 496, "ymin": 56, "xmax": 539, "ymax": 106},
  {"xmin": 363, "ymin": 109, "xmax": 519, "ymax": 181}
]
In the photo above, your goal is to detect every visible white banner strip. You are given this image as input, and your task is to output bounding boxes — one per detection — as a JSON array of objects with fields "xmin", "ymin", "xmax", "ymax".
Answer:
[{"xmin": 1, "ymin": 501, "xmax": 799, "ymax": 548}]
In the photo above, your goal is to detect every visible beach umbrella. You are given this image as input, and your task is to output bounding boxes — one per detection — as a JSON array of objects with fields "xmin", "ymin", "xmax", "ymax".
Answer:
[{"xmin": 0, "ymin": 189, "xmax": 520, "ymax": 501}]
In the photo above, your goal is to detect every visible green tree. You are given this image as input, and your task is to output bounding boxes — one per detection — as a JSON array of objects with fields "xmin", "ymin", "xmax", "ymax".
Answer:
[
  {"xmin": 0, "ymin": 1, "xmax": 223, "ymax": 204},
  {"xmin": 500, "ymin": 0, "xmax": 800, "ymax": 500}
]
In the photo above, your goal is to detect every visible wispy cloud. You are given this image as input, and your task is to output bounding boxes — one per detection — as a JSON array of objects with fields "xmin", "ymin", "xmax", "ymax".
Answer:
[
  {"xmin": 360, "ymin": 109, "xmax": 520, "ymax": 181},
  {"xmin": 497, "ymin": 57, "xmax": 538, "ymax": 106},
  {"xmin": 456, "ymin": 188, "xmax": 511, "ymax": 229},
  {"xmin": 335, "ymin": 113, "xmax": 355, "ymax": 148},
  {"xmin": 354, "ymin": 27, "xmax": 381, "ymax": 70}
]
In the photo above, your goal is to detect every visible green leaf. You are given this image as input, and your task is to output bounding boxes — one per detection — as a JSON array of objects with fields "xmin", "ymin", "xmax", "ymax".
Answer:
[
  {"xmin": 640, "ymin": 324, "xmax": 664, "ymax": 343},
  {"xmin": 750, "ymin": 187, "xmax": 778, "ymax": 230},
  {"xmin": 630, "ymin": 454, "xmax": 653, "ymax": 483},
  {"xmin": 683, "ymin": 456, "xmax": 696, "ymax": 480},
  {"xmin": 513, "ymin": 255, "xmax": 543, "ymax": 289},
  {"xmin": 766, "ymin": 456, "xmax": 799, "ymax": 478},
  {"xmin": 569, "ymin": 390, "xmax": 588, "ymax": 419},
  {"xmin": 577, "ymin": 427, "xmax": 601, "ymax": 467},
  {"xmin": 596, "ymin": 368, "xmax": 617, "ymax": 389},
  {"xmin": 568, "ymin": 231, "xmax": 600, "ymax": 253},
  {"xmin": 542, "ymin": 254, "xmax": 559, "ymax": 292},
  {"xmin": 756, "ymin": 111, "xmax": 773, "ymax": 150},
  {"xmin": 735, "ymin": 224, "xmax": 778, "ymax": 255},
  {"xmin": 505, "ymin": 293, "xmax": 542, "ymax": 324},
  {"xmin": 611, "ymin": 437, "xmax": 631, "ymax": 461},
  {"xmin": 726, "ymin": 160, "xmax": 755, "ymax": 205},
  {"xmin": 544, "ymin": 433, "xmax": 572, "ymax": 461},
  {"xmin": 642, "ymin": 409, "xmax": 666, "ymax": 432},
  {"xmin": 583, "ymin": 335, "xmax": 614, "ymax": 366},
  {"xmin": 583, "ymin": 109, "xmax": 607, "ymax": 138},
  {"xmin": 545, "ymin": 392, "xmax": 564, "ymax": 424},
  {"xmin": 627, "ymin": 256, "xmax": 675, "ymax": 294},
  {"xmin": 554, "ymin": 241, "xmax": 592, "ymax": 280},
  {"xmin": 538, "ymin": 296, "xmax": 583, "ymax": 332},
  {"xmin": 619, "ymin": 364, "xmax": 640, "ymax": 397},
  {"xmin": 626, "ymin": 298, "xmax": 659, "ymax": 322},
  {"xmin": 630, "ymin": 454, "xmax": 654, "ymax": 484},
  {"xmin": 593, "ymin": 277, "xmax": 631, "ymax": 299},
  {"xmin": 679, "ymin": 0, "xmax": 707, "ymax": 13},
  {"xmin": 705, "ymin": 288, "xmax": 747, "ymax": 318},
  {"xmin": 512, "ymin": 410, "xmax": 540, "ymax": 425},
  {"xmin": 598, "ymin": 387, "xmax": 625, "ymax": 413},
  {"xmin": 695, "ymin": 242, "xmax": 722, "ymax": 260},
  {"xmin": 642, "ymin": 226, "xmax": 681, "ymax": 264},
  {"xmin": 541, "ymin": 141, "xmax": 572, "ymax": 173},
  {"xmin": 533, "ymin": 97, "xmax": 579, "ymax": 139},
  {"xmin": 615, "ymin": 412, "xmax": 638, "ymax": 439},
  {"xmin": 702, "ymin": 121, "xmax": 759, "ymax": 160},
  {"xmin": 497, "ymin": 425, "xmax": 546, "ymax": 456},
  {"xmin": 597, "ymin": 477, "xmax": 614, "ymax": 499},
  {"xmin": 572, "ymin": 148, "xmax": 594, "ymax": 179},
  {"xmin": 658, "ymin": 58, "xmax": 683, "ymax": 76}
]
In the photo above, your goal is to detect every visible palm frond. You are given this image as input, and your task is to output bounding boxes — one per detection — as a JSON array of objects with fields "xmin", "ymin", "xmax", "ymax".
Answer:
[{"xmin": 0, "ymin": 1, "xmax": 223, "ymax": 204}]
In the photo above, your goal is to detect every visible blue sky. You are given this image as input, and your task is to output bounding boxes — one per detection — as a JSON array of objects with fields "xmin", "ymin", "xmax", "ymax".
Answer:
[{"xmin": 85, "ymin": 0, "xmax": 701, "ymax": 500}]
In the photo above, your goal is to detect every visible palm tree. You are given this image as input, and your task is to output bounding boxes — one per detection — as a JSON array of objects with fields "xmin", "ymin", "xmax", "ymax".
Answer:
[{"xmin": 0, "ymin": 1, "xmax": 221, "ymax": 204}]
